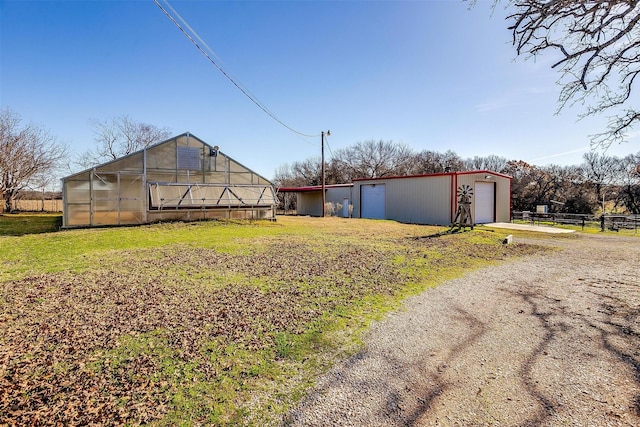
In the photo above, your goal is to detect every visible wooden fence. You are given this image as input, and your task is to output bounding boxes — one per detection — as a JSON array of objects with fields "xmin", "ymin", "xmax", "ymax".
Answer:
[
  {"xmin": 13, "ymin": 199, "xmax": 63, "ymax": 212},
  {"xmin": 512, "ymin": 211, "xmax": 640, "ymax": 232}
]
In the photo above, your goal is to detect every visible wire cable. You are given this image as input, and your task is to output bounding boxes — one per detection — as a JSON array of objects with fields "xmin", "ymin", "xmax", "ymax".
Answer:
[
  {"xmin": 153, "ymin": 0, "xmax": 320, "ymax": 140},
  {"xmin": 325, "ymin": 136, "xmax": 336, "ymax": 159},
  {"xmin": 160, "ymin": 0, "xmax": 223, "ymax": 65}
]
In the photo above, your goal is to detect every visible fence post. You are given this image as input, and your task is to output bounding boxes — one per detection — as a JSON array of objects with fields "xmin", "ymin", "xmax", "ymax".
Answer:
[
  {"xmin": 600, "ymin": 215, "xmax": 605, "ymax": 232},
  {"xmin": 582, "ymin": 217, "xmax": 585, "ymax": 231}
]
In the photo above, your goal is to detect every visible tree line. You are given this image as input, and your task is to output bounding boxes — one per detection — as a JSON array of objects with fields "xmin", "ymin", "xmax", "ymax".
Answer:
[
  {"xmin": 0, "ymin": 108, "xmax": 170, "ymax": 213},
  {"xmin": 5, "ymin": 1, "xmax": 640, "ymax": 214},
  {"xmin": 2, "ymin": 106, "xmax": 639, "ymax": 215},
  {"xmin": 274, "ymin": 140, "xmax": 640, "ymax": 215}
]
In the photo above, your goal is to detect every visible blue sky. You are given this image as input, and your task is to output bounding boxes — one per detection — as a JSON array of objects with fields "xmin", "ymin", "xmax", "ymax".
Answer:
[{"xmin": 1, "ymin": 0, "xmax": 637, "ymax": 181}]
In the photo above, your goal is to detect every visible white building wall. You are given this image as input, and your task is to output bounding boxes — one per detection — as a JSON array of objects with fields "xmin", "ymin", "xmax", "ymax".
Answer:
[
  {"xmin": 295, "ymin": 187, "xmax": 353, "ymax": 217},
  {"xmin": 297, "ymin": 192, "xmax": 323, "ymax": 216},
  {"xmin": 456, "ymin": 172, "xmax": 511, "ymax": 223},
  {"xmin": 386, "ymin": 175, "xmax": 452, "ymax": 224},
  {"xmin": 355, "ymin": 175, "xmax": 453, "ymax": 225},
  {"xmin": 353, "ymin": 172, "xmax": 511, "ymax": 225},
  {"xmin": 325, "ymin": 187, "xmax": 352, "ymax": 217}
]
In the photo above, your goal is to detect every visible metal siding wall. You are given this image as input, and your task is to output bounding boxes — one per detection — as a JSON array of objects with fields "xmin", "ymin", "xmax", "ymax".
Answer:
[
  {"xmin": 356, "ymin": 176, "xmax": 451, "ymax": 225},
  {"xmin": 456, "ymin": 173, "xmax": 511, "ymax": 223},
  {"xmin": 353, "ymin": 183, "xmax": 363, "ymax": 218},
  {"xmin": 388, "ymin": 176, "xmax": 452, "ymax": 225},
  {"xmin": 326, "ymin": 187, "xmax": 352, "ymax": 217},
  {"xmin": 297, "ymin": 192, "xmax": 322, "ymax": 216},
  {"xmin": 495, "ymin": 175, "xmax": 511, "ymax": 222},
  {"xmin": 326, "ymin": 187, "xmax": 351, "ymax": 205}
]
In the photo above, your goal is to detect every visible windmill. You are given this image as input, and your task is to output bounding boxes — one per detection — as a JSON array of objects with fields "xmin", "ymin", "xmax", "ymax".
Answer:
[{"xmin": 451, "ymin": 185, "xmax": 474, "ymax": 230}]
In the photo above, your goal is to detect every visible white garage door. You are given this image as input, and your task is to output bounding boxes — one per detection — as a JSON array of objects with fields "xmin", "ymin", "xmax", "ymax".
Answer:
[
  {"xmin": 361, "ymin": 184, "xmax": 385, "ymax": 219},
  {"xmin": 474, "ymin": 182, "xmax": 495, "ymax": 224}
]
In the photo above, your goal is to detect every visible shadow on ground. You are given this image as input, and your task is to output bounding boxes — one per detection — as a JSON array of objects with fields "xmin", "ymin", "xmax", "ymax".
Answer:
[
  {"xmin": 0, "ymin": 214, "xmax": 62, "ymax": 236},
  {"xmin": 508, "ymin": 278, "xmax": 640, "ymax": 426}
]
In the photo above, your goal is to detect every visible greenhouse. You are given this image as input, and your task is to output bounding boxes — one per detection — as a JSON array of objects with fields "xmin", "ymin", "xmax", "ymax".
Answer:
[{"xmin": 62, "ymin": 132, "xmax": 276, "ymax": 228}]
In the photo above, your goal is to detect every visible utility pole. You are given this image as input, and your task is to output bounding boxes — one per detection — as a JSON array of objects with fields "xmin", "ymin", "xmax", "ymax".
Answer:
[{"xmin": 321, "ymin": 130, "xmax": 330, "ymax": 217}]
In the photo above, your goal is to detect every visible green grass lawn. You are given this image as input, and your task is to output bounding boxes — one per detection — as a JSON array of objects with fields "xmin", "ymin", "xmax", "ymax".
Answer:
[
  {"xmin": 0, "ymin": 216, "xmax": 548, "ymax": 426},
  {"xmin": 0, "ymin": 212, "xmax": 62, "ymax": 236}
]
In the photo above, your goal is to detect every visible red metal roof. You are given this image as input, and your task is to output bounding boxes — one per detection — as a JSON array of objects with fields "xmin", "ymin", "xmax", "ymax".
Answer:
[
  {"xmin": 352, "ymin": 170, "xmax": 512, "ymax": 182},
  {"xmin": 277, "ymin": 183, "xmax": 353, "ymax": 192}
]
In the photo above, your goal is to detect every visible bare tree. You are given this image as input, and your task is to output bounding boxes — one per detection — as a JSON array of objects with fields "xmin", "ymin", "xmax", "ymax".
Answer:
[
  {"xmin": 72, "ymin": 150, "xmax": 101, "ymax": 172},
  {"xmin": 76, "ymin": 115, "xmax": 171, "ymax": 168},
  {"xmin": 551, "ymin": 164, "xmax": 594, "ymax": 213},
  {"xmin": 409, "ymin": 149, "xmax": 464, "ymax": 174},
  {"xmin": 273, "ymin": 159, "xmax": 320, "ymax": 187},
  {"xmin": 504, "ymin": 160, "xmax": 551, "ymax": 210},
  {"xmin": 0, "ymin": 108, "xmax": 67, "ymax": 213},
  {"xmin": 463, "ymin": 155, "xmax": 508, "ymax": 173},
  {"xmin": 618, "ymin": 152, "xmax": 640, "ymax": 213},
  {"xmin": 408, "ymin": 150, "xmax": 441, "ymax": 174},
  {"xmin": 292, "ymin": 157, "xmax": 323, "ymax": 186},
  {"xmin": 272, "ymin": 163, "xmax": 296, "ymax": 188},
  {"xmin": 581, "ymin": 151, "xmax": 620, "ymax": 212},
  {"xmin": 503, "ymin": 0, "xmax": 640, "ymax": 148},
  {"xmin": 524, "ymin": 166, "xmax": 560, "ymax": 208},
  {"xmin": 333, "ymin": 140, "xmax": 415, "ymax": 179},
  {"xmin": 504, "ymin": 158, "xmax": 605, "ymax": 213},
  {"xmin": 29, "ymin": 172, "xmax": 58, "ymax": 212}
]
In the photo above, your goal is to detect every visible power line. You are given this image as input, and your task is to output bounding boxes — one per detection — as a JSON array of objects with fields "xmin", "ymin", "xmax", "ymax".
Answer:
[
  {"xmin": 325, "ymin": 136, "xmax": 336, "ymax": 159},
  {"xmin": 159, "ymin": 0, "xmax": 223, "ymax": 65},
  {"xmin": 153, "ymin": 0, "xmax": 320, "ymax": 140}
]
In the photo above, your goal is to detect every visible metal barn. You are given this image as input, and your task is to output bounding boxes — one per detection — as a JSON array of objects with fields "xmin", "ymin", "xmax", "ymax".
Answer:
[
  {"xmin": 353, "ymin": 171, "xmax": 511, "ymax": 225},
  {"xmin": 62, "ymin": 133, "xmax": 276, "ymax": 228}
]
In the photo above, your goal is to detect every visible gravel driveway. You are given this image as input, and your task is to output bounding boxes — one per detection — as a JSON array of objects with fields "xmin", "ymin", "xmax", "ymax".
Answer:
[{"xmin": 284, "ymin": 232, "xmax": 640, "ymax": 426}]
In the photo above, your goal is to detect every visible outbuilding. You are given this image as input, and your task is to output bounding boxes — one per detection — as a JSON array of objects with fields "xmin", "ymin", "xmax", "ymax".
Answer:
[
  {"xmin": 278, "ymin": 184, "xmax": 353, "ymax": 217},
  {"xmin": 62, "ymin": 132, "xmax": 276, "ymax": 228},
  {"xmin": 279, "ymin": 170, "xmax": 511, "ymax": 225}
]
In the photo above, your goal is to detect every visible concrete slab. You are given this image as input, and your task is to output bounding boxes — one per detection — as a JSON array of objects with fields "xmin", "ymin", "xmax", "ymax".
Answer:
[{"xmin": 482, "ymin": 222, "xmax": 576, "ymax": 234}]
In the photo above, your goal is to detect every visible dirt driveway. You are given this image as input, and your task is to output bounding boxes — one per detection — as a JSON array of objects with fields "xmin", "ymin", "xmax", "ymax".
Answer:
[{"xmin": 285, "ymin": 233, "xmax": 640, "ymax": 426}]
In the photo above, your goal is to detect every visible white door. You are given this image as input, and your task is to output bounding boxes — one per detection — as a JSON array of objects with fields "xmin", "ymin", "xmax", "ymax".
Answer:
[
  {"xmin": 474, "ymin": 182, "xmax": 495, "ymax": 224},
  {"xmin": 361, "ymin": 184, "xmax": 385, "ymax": 219}
]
